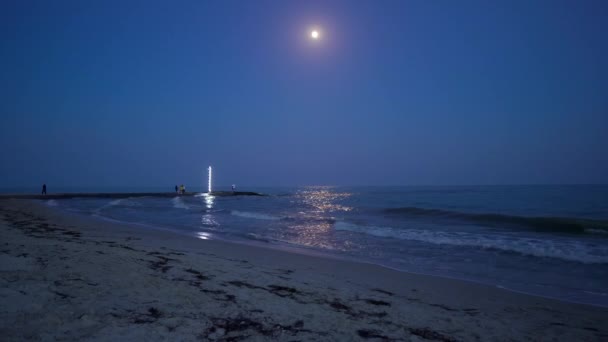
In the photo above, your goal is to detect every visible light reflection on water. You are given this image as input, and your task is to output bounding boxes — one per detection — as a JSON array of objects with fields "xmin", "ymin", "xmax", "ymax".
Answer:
[
  {"xmin": 288, "ymin": 187, "xmax": 353, "ymax": 249},
  {"xmin": 204, "ymin": 194, "xmax": 215, "ymax": 209},
  {"xmin": 201, "ymin": 193, "xmax": 219, "ymax": 228},
  {"xmin": 294, "ymin": 186, "xmax": 353, "ymax": 213},
  {"xmin": 201, "ymin": 214, "xmax": 219, "ymax": 228},
  {"xmin": 197, "ymin": 187, "xmax": 354, "ymax": 250},
  {"xmin": 283, "ymin": 221, "xmax": 337, "ymax": 250},
  {"xmin": 197, "ymin": 232, "xmax": 212, "ymax": 240}
]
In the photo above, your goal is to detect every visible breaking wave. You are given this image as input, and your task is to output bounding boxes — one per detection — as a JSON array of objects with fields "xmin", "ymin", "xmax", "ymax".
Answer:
[
  {"xmin": 384, "ymin": 207, "xmax": 608, "ymax": 235},
  {"xmin": 45, "ymin": 199, "xmax": 58, "ymax": 207},
  {"xmin": 231, "ymin": 210, "xmax": 280, "ymax": 221},
  {"xmin": 334, "ymin": 221, "xmax": 608, "ymax": 264},
  {"xmin": 92, "ymin": 198, "xmax": 142, "ymax": 215}
]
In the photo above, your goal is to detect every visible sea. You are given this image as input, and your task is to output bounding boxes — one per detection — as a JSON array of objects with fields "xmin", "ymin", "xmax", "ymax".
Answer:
[{"xmin": 32, "ymin": 185, "xmax": 608, "ymax": 307}]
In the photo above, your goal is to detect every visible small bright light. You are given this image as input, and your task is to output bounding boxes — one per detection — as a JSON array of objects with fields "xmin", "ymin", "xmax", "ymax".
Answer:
[{"xmin": 311, "ymin": 30, "xmax": 319, "ymax": 39}]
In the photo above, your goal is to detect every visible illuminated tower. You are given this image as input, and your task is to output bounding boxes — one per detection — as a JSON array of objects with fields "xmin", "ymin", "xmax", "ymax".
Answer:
[{"xmin": 207, "ymin": 166, "xmax": 212, "ymax": 193}]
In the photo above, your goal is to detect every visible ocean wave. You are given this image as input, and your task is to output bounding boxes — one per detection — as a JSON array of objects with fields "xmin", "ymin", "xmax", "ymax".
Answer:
[
  {"xmin": 45, "ymin": 199, "xmax": 58, "ymax": 207},
  {"xmin": 280, "ymin": 216, "xmax": 336, "ymax": 225},
  {"xmin": 231, "ymin": 210, "xmax": 279, "ymax": 221},
  {"xmin": 334, "ymin": 222, "xmax": 608, "ymax": 264},
  {"xmin": 245, "ymin": 233, "xmax": 271, "ymax": 242},
  {"xmin": 171, "ymin": 197, "xmax": 190, "ymax": 210},
  {"xmin": 105, "ymin": 198, "xmax": 142, "ymax": 208},
  {"xmin": 92, "ymin": 198, "xmax": 143, "ymax": 215},
  {"xmin": 92, "ymin": 199, "xmax": 121, "ymax": 215},
  {"xmin": 384, "ymin": 207, "xmax": 608, "ymax": 235},
  {"xmin": 108, "ymin": 199, "xmax": 124, "ymax": 206},
  {"xmin": 585, "ymin": 228, "xmax": 608, "ymax": 235}
]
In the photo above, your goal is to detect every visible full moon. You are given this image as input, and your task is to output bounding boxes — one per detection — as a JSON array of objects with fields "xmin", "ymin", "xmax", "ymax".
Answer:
[{"xmin": 311, "ymin": 30, "xmax": 319, "ymax": 39}]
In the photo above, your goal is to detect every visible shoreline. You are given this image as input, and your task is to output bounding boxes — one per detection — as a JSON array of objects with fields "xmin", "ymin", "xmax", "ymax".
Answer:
[
  {"xmin": 83, "ymin": 202, "xmax": 608, "ymax": 310},
  {"xmin": 1, "ymin": 199, "xmax": 607, "ymax": 340}
]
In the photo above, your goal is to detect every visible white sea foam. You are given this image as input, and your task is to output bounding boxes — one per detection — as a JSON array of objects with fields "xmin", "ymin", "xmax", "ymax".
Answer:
[
  {"xmin": 231, "ymin": 210, "xmax": 279, "ymax": 221},
  {"xmin": 92, "ymin": 199, "xmax": 121, "ymax": 215},
  {"xmin": 108, "ymin": 199, "xmax": 124, "ymax": 206},
  {"xmin": 585, "ymin": 228, "xmax": 608, "ymax": 235},
  {"xmin": 171, "ymin": 197, "xmax": 190, "ymax": 210},
  {"xmin": 45, "ymin": 199, "xmax": 58, "ymax": 207},
  {"xmin": 92, "ymin": 198, "xmax": 143, "ymax": 215},
  {"xmin": 334, "ymin": 222, "xmax": 608, "ymax": 264}
]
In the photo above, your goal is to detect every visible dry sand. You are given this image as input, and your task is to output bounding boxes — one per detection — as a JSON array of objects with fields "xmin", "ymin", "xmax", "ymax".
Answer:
[{"xmin": 1, "ymin": 199, "xmax": 607, "ymax": 341}]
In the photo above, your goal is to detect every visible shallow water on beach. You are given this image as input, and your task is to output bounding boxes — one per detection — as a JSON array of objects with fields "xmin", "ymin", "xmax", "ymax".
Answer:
[{"xmin": 47, "ymin": 185, "xmax": 608, "ymax": 307}]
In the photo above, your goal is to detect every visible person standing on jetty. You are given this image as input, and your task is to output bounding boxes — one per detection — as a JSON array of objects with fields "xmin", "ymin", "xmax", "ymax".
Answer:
[
  {"xmin": 41, "ymin": 184, "xmax": 47, "ymax": 195},
  {"xmin": 175, "ymin": 185, "xmax": 178, "ymax": 193}
]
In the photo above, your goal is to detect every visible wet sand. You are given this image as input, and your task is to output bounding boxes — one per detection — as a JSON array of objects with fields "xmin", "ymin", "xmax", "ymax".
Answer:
[{"xmin": 1, "ymin": 199, "xmax": 607, "ymax": 341}]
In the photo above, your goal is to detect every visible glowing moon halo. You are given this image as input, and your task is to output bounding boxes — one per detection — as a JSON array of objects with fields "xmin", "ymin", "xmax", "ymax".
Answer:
[{"xmin": 311, "ymin": 30, "xmax": 319, "ymax": 39}]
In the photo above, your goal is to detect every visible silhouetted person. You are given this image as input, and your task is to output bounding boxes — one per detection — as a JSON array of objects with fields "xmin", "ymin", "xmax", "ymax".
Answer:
[
  {"xmin": 42, "ymin": 184, "xmax": 47, "ymax": 195},
  {"xmin": 175, "ymin": 185, "xmax": 178, "ymax": 193}
]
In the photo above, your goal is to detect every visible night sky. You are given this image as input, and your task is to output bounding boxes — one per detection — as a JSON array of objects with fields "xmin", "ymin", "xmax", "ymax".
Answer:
[{"xmin": 1, "ymin": 0, "xmax": 607, "ymax": 188}]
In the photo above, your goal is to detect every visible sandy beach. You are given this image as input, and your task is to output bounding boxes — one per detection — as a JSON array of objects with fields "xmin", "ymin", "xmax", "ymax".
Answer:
[{"xmin": 1, "ymin": 199, "xmax": 607, "ymax": 341}]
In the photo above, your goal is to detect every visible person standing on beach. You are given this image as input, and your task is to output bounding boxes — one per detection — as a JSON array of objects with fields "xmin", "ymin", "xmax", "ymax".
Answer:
[
  {"xmin": 41, "ymin": 184, "xmax": 47, "ymax": 195},
  {"xmin": 175, "ymin": 185, "xmax": 178, "ymax": 193}
]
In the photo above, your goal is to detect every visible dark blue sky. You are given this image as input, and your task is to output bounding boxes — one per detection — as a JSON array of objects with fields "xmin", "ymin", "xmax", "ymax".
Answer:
[{"xmin": 1, "ymin": 0, "xmax": 607, "ymax": 187}]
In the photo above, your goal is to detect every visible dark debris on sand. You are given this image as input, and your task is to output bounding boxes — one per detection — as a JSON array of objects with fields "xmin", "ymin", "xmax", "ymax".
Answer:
[
  {"xmin": 202, "ymin": 316, "xmax": 317, "ymax": 341},
  {"xmin": 409, "ymin": 327, "xmax": 459, "ymax": 342},
  {"xmin": 132, "ymin": 307, "xmax": 164, "ymax": 324},
  {"xmin": 2, "ymin": 208, "xmax": 82, "ymax": 242}
]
